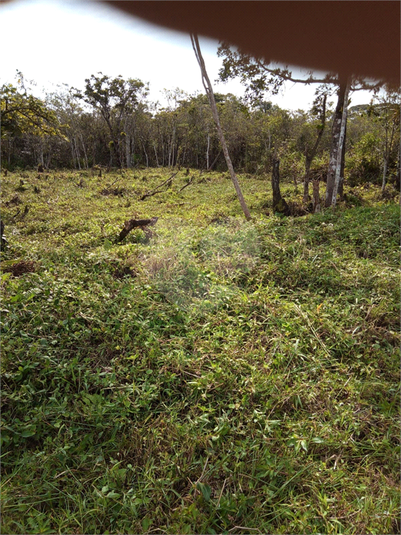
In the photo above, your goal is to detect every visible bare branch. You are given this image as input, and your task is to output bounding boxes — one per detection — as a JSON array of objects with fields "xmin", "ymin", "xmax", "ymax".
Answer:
[{"xmin": 140, "ymin": 172, "xmax": 178, "ymax": 200}]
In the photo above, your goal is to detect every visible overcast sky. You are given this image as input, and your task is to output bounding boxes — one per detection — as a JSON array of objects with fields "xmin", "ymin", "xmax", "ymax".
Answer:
[{"xmin": 0, "ymin": 0, "xmax": 373, "ymax": 111}]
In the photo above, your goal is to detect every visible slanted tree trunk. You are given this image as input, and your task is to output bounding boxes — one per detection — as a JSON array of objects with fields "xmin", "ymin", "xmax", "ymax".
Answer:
[
  {"xmin": 272, "ymin": 158, "xmax": 290, "ymax": 215},
  {"xmin": 325, "ymin": 80, "xmax": 350, "ymax": 207},
  {"xmin": 207, "ymin": 150, "xmax": 222, "ymax": 172},
  {"xmin": 191, "ymin": 34, "xmax": 251, "ymax": 220}
]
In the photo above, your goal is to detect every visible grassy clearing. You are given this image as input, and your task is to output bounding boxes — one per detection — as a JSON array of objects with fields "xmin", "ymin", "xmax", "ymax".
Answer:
[{"xmin": 1, "ymin": 168, "xmax": 400, "ymax": 534}]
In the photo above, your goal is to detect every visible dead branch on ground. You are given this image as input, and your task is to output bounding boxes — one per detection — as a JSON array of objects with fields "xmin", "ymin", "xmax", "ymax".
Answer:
[
  {"xmin": 118, "ymin": 216, "xmax": 158, "ymax": 242},
  {"xmin": 179, "ymin": 176, "xmax": 195, "ymax": 192},
  {"xmin": 140, "ymin": 172, "xmax": 178, "ymax": 200}
]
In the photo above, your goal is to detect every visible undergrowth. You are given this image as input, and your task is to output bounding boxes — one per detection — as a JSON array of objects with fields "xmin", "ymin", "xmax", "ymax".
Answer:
[{"xmin": 1, "ymin": 168, "xmax": 400, "ymax": 534}]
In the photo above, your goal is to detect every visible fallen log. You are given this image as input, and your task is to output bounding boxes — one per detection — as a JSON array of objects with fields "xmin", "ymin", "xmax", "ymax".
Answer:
[{"xmin": 118, "ymin": 216, "xmax": 158, "ymax": 242}]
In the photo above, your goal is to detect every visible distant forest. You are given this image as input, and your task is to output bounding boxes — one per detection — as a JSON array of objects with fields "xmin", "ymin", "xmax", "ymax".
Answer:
[{"xmin": 1, "ymin": 71, "xmax": 400, "ymax": 195}]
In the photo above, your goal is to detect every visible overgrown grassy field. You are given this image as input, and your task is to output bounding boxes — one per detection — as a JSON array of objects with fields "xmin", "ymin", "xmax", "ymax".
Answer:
[{"xmin": 1, "ymin": 168, "xmax": 400, "ymax": 534}]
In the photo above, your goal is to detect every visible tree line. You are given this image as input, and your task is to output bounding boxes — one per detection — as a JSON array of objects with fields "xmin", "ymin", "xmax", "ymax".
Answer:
[{"xmin": 1, "ymin": 66, "xmax": 400, "ymax": 203}]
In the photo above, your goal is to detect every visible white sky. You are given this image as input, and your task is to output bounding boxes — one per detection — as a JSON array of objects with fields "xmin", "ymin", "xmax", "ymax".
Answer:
[{"xmin": 0, "ymin": 0, "xmax": 373, "ymax": 111}]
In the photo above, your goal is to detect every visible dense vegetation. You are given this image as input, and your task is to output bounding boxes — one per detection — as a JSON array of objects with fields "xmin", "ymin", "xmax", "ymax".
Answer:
[{"xmin": 1, "ymin": 166, "xmax": 400, "ymax": 534}]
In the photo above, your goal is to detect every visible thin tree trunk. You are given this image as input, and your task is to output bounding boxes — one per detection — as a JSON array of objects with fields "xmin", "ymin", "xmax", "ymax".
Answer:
[
  {"xmin": 272, "ymin": 158, "xmax": 290, "ymax": 215},
  {"xmin": 382, "ymin": 119, "xmax": 397, "ymax": 193},
  {"xmin": 338, "ymin": 120, "xmax": 347, "ymax": 200},
  {"xmin": 325, "ymin": 80, "xmax": 350, "ymax": 207},
  {"xmin": 39, "ymin": 139, "xmax": 45, "ymax": 167},
  {"xmin": 70, "ymin": 143, "xmax": 75, "ymax": 169},
  {"xmin": 6, "ymin": 138, "xmax": 12, "ymax": 169},
  {"xmin": 103, "ymin": 113, "xmax": 121, "ymax": 168},
  {"xmin": 312, "ymin": 179, "xmax": 321, "ymax": 213},
  {"xmin": 126, "ymin": 134, "xmax": 131, "ymax": 168},
  {"xmin": 74, "ymin": 138, "xmax": 81, "ymax": 170},
  {"xmin": 141, "ymin": 138, "xmax": 149, "ymax": 168},
  {"xmin": 191, "ymin": 34, "xmax": 251, "ymax": 220},
  {"xmin": 381, "ymin": 159, "xmax": 389, "ymax": 193},
  {"xmin": 153, "ymin": 143, "xmax": 159, "ymax": 167},
  {"xmin": 168, "ymin": 126, "xmax": 176, "ymax": 168},
  {"xmin": 80, "ymin": 134, "xmax": 89, "ymax": 169},
  {"xmin": 208, "ymin": 150, "xmax": 222, "ymax": 171},
  {"xmin": 206, "ymin": 132, "xmax": 210, "ymax": 169},
  {"xmin": 396, "ymin": 134, "xmax": 401, "ymax": 191},
  {"xmin": 303, "ymin": 159, "xmax": 312, "ymax": 202},
  {"xmin": 331, "ymin": 83, "xmax": 349, "ymax": 206},
  {"xmin": 45, "ymin": 145, "xmax": 52, "ymax": 168}
]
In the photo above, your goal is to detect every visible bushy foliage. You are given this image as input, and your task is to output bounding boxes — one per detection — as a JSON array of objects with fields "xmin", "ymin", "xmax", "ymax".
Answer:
[{"xmin": 346, "ymin": 132, "xmax": 382, "ymax": 185}]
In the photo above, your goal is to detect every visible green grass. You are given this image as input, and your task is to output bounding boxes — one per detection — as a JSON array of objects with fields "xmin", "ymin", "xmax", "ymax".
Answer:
[{"xmin": 1, "ymin": 168, "xmax": 400, "ymax": 534}]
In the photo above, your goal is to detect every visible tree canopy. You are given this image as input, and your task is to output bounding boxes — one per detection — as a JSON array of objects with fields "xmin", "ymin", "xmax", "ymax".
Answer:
[{"xmin": 1, "ymin": 81, "xmax": 60, "ymax": 139}]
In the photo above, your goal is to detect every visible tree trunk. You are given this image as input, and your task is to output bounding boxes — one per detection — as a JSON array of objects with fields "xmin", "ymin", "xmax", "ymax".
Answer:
[
  {"xmin": 153, "ymin": 143, "xmax": 159, "ymax": 167},
  {"xmin": 208, "ymin": 150, "xmax": 222, "ymax": 171},
  {"xmin": 303, "ymin": 158, "xmax": 312, "ymax": 202},
  {"xmin": 396, "ymin": 135, "xmax": 401, "ymax": 191},
  {"xmin": 191, "ymin": 34, "xmax": 251, "ymax": 220},
  {"xmin": 103, "ymin": 113, "xmax": 121, "ymax": 168},
  {"xmin": 206, "ymin": 132, "xmax": 210, "ymax": 169},
  {"xmin": 325, "ymin": 80, "xmax": 350, "ymax": 207},
  {"xmin": 39, "ymin": 139, "xmax": 45, "ymax": 167},
  {"xmin": 80, "ymin": 134, "xmax": 89, "ymax": 169},
  {"xmin": 75, "ymin": 138, "xmax": 81, "ymax": 170},
  {"xmin": 338, "ymin": 120, "xmax": 347, "ymax": 200},
  {"xmin": 143, "ymin": 146, "xmax": 149, "ymax": 168},
  {"xmin": 381, "ymin": 158, "xmax": 389, "ymax": 193},
  {"xmin": 382, "ymin": 117, "xmax": 397, "ymax": 193},
  {"xmin": 272, "ymin": 158, "xmax": 290, "ymax": 215},
  {"xmin": 303, "ymin": 94, "xmax": 327, "ymax": 203},
  {"xmin": 125, "ymin": 133, "xmax": 131, "ymax": 168},
  {"xmin": 168, "ymin": 126, "xmax": 176, "ymax": 168},
  {"xmin": 312, "ymin": 179, "xmax": 321, "ymax": 213},
  {"xmin": 45, "ymin": 148, "xmax": 52, "ymax": 169}
]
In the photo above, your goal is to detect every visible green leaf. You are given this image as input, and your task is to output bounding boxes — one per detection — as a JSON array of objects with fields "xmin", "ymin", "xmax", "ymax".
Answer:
[
  {"xmin": 21, "ymin": 427, "xmax": 36, "ymax": 437},
  {"xmin": 196, "ymin": 482, "xmax": 212, "ymax": 502},
  {"xmin": 106, "ymin": 490, "xmax": 121, "ymax": 499}
]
